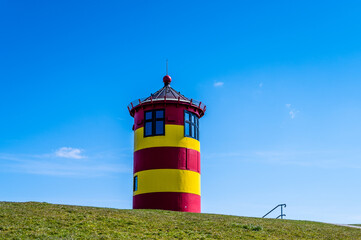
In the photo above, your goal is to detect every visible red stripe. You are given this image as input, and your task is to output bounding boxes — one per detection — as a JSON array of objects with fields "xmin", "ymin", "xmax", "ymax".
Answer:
[
  {"xmin": 134, "ymin": 147, "xmax": 200, "ymax": 173},
  {"xmin": 133, "ymin": 104, "xmax": 200, "ymax": 130},
  {"xmin": 133, "ymin": 192, "xmax": 201, "ymax": 213}
]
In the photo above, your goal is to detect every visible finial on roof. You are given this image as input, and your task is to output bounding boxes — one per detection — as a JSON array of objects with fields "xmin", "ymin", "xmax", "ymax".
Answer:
[{"xmin": 163, "ymin": 75, "xmax": 171, "ymax": 86}]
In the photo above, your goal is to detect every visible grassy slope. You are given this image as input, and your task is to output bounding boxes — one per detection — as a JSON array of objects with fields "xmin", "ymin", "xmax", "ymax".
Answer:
[{"xmin": 0, "ymin": 202, "xmax": 360, "ymax": 239}]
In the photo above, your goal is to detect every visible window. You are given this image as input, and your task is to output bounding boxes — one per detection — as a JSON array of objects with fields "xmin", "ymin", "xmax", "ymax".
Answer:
[
  {"xmin": 144, "ymin": 109, "xmax": 165, "ymax": 137},
  {"xmin": 184, "ymin": 111, "xmax": 199, "ymax": 140},
  {"xmin": 133, "ymin": 176, "xmax": 138, "ymax": 191}
]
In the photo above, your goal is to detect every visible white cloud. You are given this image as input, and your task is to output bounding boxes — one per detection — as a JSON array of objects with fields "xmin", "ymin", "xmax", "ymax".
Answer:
[
  {"xmin": 0, "ymin": 151, "xmax": 131, "ymax": 177},
  {"xmin": 289, "ymin": 110, "xmax": 298, "ymax": 119},
  {"xmin": 214, "ymin": 81, "xmax": 224, "ymax": 87},
  {"xmin": 16, "ymin": 161, "xmax": 128, "ymax": 177},
  {"xmin": 204, "ymin": 149, "xmax": 361, "ymax": 169},
  {"xmin": 285, "ymin": 104, "xmax": 299, "ymax": 119},
  {"xmin": 55, "ymin": 147, "xmax": 85, "ymax": 159}
]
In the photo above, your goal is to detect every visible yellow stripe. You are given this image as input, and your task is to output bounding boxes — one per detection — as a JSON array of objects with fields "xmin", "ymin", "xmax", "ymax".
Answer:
[
  {"xmin": 134, "ymin": 124, "xmax": 200, "ymax": 152},
  {"xmin": 133, "ymin": 169, "xmax": 200, "ymax": 196}
]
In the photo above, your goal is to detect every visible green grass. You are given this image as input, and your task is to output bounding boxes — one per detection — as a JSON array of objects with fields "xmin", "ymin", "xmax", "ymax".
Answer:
[{"xmin": 0, "ymin": 202, "xmax": 360, "ymax": 239}]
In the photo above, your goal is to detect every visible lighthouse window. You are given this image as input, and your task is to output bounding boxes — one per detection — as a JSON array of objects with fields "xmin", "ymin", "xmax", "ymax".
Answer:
[
  {"xmin": 133, "ymin": 176, "xmax": 138, "ymax": 191},
  {"xmin": 185, "ymin": 122, "xmax": 190, "ymax": 136},
  {"xmin": 155, "ymin": 110, "xmax": 164, "ymax": 119},
  {"xmin": 145, "ymin": 122, "xmax": 153, "ymax": 136},
  {"xmin": 155, "ymin": 120, "xmax": 164, "ymax": 135},
  {"xmin": 144, "ymin": 109, "xmax": 165, "ymax": 137},
  {"xmin": 184, "ymin": 111, "xmax": 199, "ymax": 140},
  {"xmin": 145, "ymin": 111, "xmax": 153, "ymax": 120}
]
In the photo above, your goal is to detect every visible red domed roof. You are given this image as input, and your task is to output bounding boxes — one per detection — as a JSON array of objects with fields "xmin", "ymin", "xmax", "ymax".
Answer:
[{"xmin": 127, "ymin": 75, "xmax": 206, "ymax": 117}]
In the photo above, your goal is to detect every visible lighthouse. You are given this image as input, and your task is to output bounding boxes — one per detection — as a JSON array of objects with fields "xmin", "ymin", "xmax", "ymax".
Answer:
[{"xmin": 127, "ymin": 74, "xmax": 206, "ymax": 213}]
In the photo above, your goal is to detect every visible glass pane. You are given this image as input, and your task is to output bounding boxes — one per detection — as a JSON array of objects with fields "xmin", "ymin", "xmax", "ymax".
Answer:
[
  {"xmin": 145, "ymin": 122, "xmax": 152, "ymax": 136},
  {"xmin": 197, "ymin": 128, "xmax": 199, "ymax": 140},
  {"xmin": 155, "ymin": 120, "xmax": 164, "ymax": 135},
  {"xmin": 191, "ymin": 125, "xmax": 195, "ymax": 138},
  {"xmin": 156, "ymin": 110, "xmax": 164, "ymax": 119},
  {"xmin": 145, "ymin": 111, "xmax": 152, "ymax": 120},
  {"xmin": 191, "ymin": 114, "xmax": 194, "ymax": 123},
  {"xmin": 185, "ymin": 112, "xmax": 190, "ymax": 122},
  {"xmin": 185, "ymin": 123, "xmax": 190, "ymax": 136},
  {"xmin": 196, "ymin": 117, "xmax": 199, "ymax": 126},
  {"xmin": 133, "ymin": 176, "xmax": 138, "ymax": 191},
  {"xmin": 194, "ymin": 126, "xmax": 197, "ymax": 140}
]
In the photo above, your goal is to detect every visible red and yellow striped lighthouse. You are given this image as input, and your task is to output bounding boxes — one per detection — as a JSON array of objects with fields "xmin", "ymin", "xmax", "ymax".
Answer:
[{"xmin": 127, "ymin": 74, "xmax": 206, "ymax": 213}]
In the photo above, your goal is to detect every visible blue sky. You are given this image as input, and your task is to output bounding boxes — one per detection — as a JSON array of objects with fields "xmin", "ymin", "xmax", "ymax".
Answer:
[{"xmin": 1, "ymin": 0, "xmax": 361, "ymax": 224}]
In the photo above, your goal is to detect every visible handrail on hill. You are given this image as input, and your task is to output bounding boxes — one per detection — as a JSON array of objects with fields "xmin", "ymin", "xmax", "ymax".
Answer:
[{"xmin": 262, "ymin": 204, "xmax": 286, "ymax": 219}]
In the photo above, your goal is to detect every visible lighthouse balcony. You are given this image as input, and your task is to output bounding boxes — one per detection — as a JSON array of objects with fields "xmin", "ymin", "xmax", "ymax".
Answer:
[{"xmin": 128, "ymin": 97, "xmax": 206, "ymax": 113}]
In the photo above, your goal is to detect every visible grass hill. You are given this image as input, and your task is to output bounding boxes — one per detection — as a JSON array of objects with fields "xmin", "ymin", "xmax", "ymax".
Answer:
[{"xmin": 0, "ymin": 202, "xmax": 360, "ymax": 239}]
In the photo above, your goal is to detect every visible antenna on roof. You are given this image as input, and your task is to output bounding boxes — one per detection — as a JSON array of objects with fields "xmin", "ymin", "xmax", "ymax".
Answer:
[
  {"xmin": 166, "ymin": 59, "xmax": 168, "ymax": 75},
  {"xmin": 163, "ymin": 59, "xmax": 171, "ymax": 86}
]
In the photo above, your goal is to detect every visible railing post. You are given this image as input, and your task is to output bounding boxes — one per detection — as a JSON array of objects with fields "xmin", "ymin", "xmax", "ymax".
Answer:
[{"xmin": 263, "ymin": 204, "xmax": 286, "ymax": 219}]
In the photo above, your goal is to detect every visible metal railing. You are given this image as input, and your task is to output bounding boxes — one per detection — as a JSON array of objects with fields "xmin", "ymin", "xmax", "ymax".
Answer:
[
  {"xmin": 127, "ymin": 97, "xmax": 206, "ymax": 112},
  {"xmin": 262, "ymin": 204, "xmax": 286, "ymax": 219}
]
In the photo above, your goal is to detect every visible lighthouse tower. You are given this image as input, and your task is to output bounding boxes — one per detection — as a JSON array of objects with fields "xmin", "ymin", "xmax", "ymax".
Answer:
[{"xmin": 127, "ymin": 74, "xmax": 206, "ymax": 213}]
